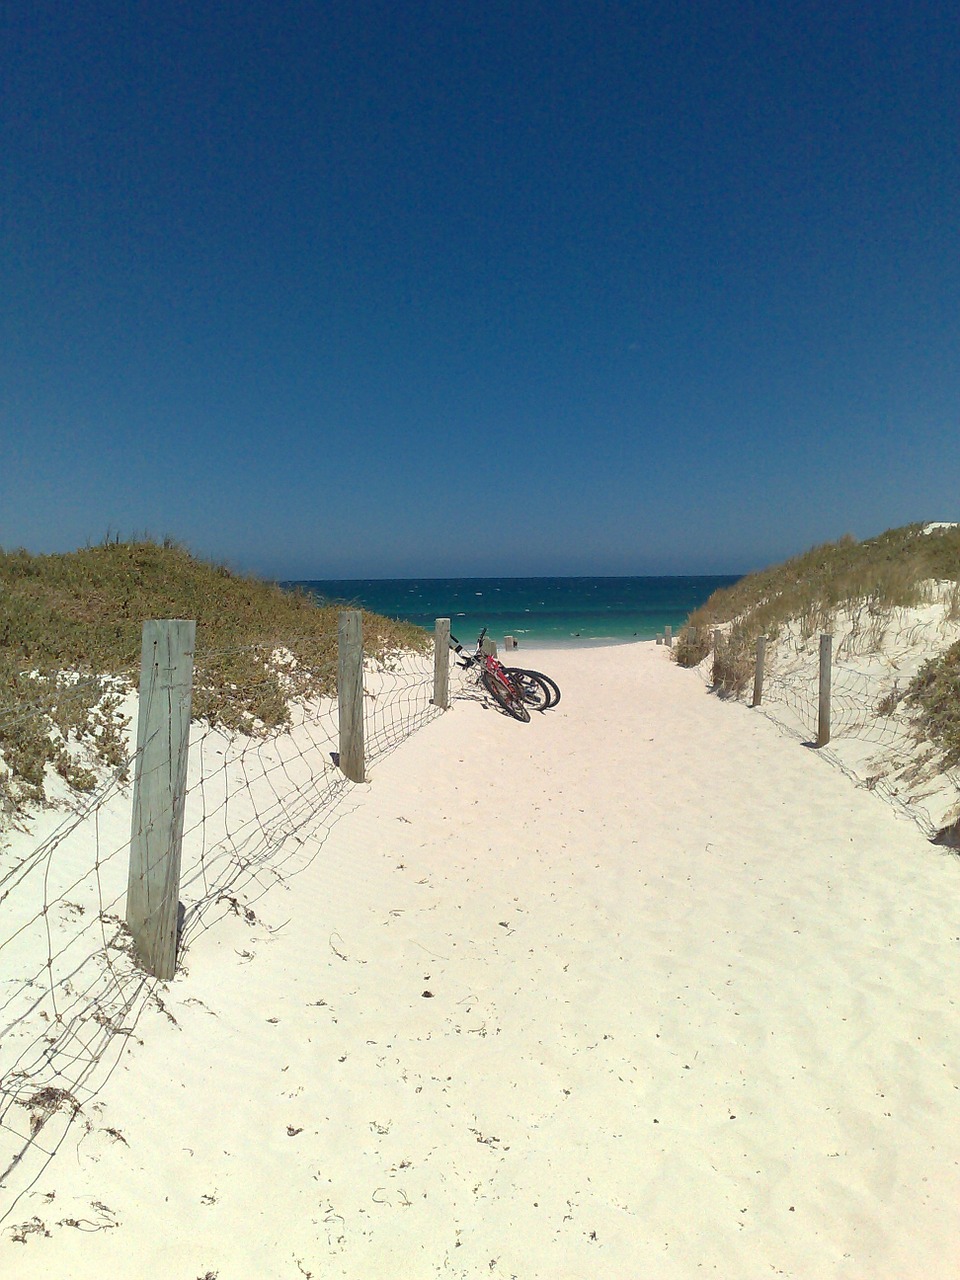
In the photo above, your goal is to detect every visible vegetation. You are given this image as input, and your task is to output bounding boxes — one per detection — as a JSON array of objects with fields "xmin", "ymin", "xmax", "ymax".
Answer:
[
  {"xmin": 905, "ymin": 640, "xmax": 960, "ymax": 769},
  {"xmin": 672, "ymin": 522, "xmax": 960, "ymax": 766},
  {"xmin": 0, "ymin": 539, "xmax": 429, "ymax": 818}
]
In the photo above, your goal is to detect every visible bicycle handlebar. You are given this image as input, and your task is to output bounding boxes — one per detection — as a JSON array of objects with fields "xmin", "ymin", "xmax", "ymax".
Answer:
[
  {"xmin": 448, "ymin": 629, "xmax": 488, "ymax": 655},
  {"xmin": 448, "ymin": 629, "xmax": 493, "ymax": 668}
]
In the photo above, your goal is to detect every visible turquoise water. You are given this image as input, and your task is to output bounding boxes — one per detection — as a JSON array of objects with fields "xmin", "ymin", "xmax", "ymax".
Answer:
[{"xmin": 285, "ymin": 576, "xmax": 738, "ymax": 646}]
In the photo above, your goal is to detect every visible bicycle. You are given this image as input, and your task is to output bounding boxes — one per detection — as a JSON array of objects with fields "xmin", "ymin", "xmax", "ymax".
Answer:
[
  {"xmin": 450, "ymin": 630, "xmax": 560, "ymax": 719},
  {"xmin": 450, "ymin": 628, "xmax": 530, "ymax": 721}
]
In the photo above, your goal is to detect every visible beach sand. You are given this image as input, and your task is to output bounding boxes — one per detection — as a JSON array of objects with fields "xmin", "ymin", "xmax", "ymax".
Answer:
[{"xmin": 3, "ymin": 641, "xmax": 960, "ymax": 1277}]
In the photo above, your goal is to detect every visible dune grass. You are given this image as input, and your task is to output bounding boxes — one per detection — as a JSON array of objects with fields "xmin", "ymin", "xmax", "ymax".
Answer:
[
  {"xmin": 672, "ymin": 523, "xmax": 960, "ymax": 762},
  {"xmin": 0, "ymin": 539, "xmax": 429, "ymax": 818}
]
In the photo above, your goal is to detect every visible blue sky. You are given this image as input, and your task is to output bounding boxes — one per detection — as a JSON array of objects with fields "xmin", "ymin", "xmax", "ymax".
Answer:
[{"xmin": 2, "ymin": 1, "xmax": 957, "ymax": 579}]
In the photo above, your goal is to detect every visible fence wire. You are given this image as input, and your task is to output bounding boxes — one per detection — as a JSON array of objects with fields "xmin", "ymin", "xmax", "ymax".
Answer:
[
  {"xmin": 364, "ymin": 650, "xmax": 444, "ymax": 765},
  {"xmin": 0, "ymin": 639, "xmax": 445, "ymax": 1223},
  {"xmin": 762, "ymin": 659, "xmax": 909, "ymax": 750}
]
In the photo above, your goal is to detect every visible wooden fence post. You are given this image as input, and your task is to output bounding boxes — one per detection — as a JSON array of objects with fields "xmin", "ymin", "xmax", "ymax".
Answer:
[
  {"xmin": 338, "ymin": 610, "xmax": 365, "ymax": 782},
  {"xmin": 126, "ymin": 619, "xmax": 195, "ymax": 980},
  {"xmin": 710, "ymin": 629, "xmax": 723, "ymax": 685},
  {"xmin": 664, "ymin": 625, "xmax": 672, "ymax": 649},
  {"xmin": 752, "ymin": 636, "xmax": 766, "ymax": 707},
  {"xmin": 817, "ymin": 633, "xmax": 832, "ymax": 747},
  {"xmin": 481, "ymin": 636, "xmax": 497, "ymax": 657},
  {"xmin": 433, "ymin": 617, "xmax": 450, "ymax": 709}
]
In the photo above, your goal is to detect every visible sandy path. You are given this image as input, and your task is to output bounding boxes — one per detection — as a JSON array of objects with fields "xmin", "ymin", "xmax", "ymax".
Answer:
[{"xmin": 3, "ymin": 643, "xmax": 959, "ymax": 1278}]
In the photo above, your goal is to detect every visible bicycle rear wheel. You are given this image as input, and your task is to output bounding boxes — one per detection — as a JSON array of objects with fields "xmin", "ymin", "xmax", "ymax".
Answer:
[
  {"xmin": 503, "ymin": 668, "xmax": 552, "ymax": 711},
  {"xmin": 506, "ymin": 667, "xmax": 561, "ymax": 709},
  {"xmin": 481, "ymin": 669, "xmax": 531, "ymax": 721}
]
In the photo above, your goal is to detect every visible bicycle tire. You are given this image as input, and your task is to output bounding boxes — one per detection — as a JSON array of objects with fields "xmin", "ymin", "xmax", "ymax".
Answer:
[
  {"xmin": 481, "ymin": 669, "xmax": 531, "ymax": 722},
  {"xmin": 503, "ymin": 668, "xmax": 552, "ymax": 711},
  {"xmin": 505, "ymin": 667, "xmax": 561, "ymax": 709}
]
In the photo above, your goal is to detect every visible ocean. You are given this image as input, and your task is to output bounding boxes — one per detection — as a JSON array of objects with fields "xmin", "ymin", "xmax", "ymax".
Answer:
[{"xmin": 284, "ymin": 576, "xmax": 738, "ymax": 646}]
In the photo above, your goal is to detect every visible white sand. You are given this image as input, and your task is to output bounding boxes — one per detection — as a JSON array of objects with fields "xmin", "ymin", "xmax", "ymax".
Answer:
[{"xmin": 3, "ymin": 642, "xmax": 960, "ymax": 1277}]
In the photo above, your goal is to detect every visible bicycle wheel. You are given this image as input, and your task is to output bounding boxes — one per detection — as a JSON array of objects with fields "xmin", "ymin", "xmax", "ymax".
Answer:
[
  {"xmin": 506, "ymin": 667, "xmax": 561, "ymax": 709},
  {"xmin": 503, "ymin": 668, "xmax": 552, "ymax": 711},
  {"xmin": 481, "ymin": 669, "xmax": 531, "ymax": 722}
]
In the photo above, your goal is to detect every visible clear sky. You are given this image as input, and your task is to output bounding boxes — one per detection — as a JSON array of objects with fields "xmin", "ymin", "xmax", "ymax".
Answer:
[{"xmin": 2, "ymin": 1, "xmax": 957, "ymax": 580}]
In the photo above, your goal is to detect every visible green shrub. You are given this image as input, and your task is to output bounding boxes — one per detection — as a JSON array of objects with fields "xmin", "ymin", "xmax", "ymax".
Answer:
[{"xmin": 905, "ymin": 640, "xmax": 960, "ymax": 768}]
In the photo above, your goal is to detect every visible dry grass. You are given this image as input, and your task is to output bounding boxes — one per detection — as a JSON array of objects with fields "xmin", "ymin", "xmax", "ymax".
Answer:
[{"xmin": 0, "ymin": 539, "xmax": 429, "ymax": 818}]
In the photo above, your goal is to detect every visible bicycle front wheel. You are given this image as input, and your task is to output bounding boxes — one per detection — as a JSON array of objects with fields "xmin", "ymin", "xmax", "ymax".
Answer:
[{"xmin": 481, "ymin": 669, "xmax": 531, "ymax": 721}]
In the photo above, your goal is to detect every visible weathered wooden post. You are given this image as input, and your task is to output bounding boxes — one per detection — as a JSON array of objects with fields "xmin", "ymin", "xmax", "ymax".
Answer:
[
  {"xmin": 752, "ymin": 636, "xmax": 766, "ymax": 707},
  {"xmin": 126, "ymin": 619, "xmax": 195, "ymax": 980},
  {"xmin": 817, "ymin": 633, "xmax": 833, "ymax": 747},
  {"xmin": 664, "ymin": 625, "xmax": 672, "ymax": 649},
  {"xmin": 481, "ymin": 636, "xmax": 497, "ymax": 657},
  {"xmin": 433, "ymin": 617, "xmax": 450, "ymax": 710},
  {"xmin": 338, "ymin": 610, "xmax": 365, "ymax": 782}
]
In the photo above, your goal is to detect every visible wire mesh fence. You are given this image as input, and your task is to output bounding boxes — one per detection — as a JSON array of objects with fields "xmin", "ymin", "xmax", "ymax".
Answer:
[
  {"xmin": 0, "ymin": 626, "xmax": 449, "ymax": 1222},
  {"xmin": 363, "ymin": 650, "xmax": 443, "ymax": 766},
  {"xmin": 688, "ymin": 629, "xmax": 959, "ymax": 840}
]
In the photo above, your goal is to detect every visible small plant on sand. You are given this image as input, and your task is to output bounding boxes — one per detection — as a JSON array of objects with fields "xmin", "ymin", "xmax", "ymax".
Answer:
[
  {"xmin": 672, "ymin": 626, "xmax": 710, "ymax": 667},
  {"xmin": 710, "ymin": 624, "xmax": 756, "ymax": 696}
]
